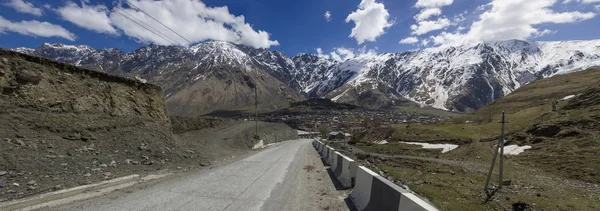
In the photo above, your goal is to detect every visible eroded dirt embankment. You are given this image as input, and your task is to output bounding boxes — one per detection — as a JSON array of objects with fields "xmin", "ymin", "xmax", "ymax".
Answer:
[
  {"xmin": 0, "ymin": 49, "xmax": 183, "ymax": 201},
  {"xmin": 0, "ymin": 50, "xmax": 297, "ymax": 202}
]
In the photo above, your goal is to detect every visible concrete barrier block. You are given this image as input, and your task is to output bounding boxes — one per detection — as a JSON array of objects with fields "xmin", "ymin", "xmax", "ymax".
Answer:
[
  {"xmin": 350, "ymin": 166, "xmax": 438, "ymax": 211},
  {"xmin": 318, "ymin": 141, "xmax": 323, "ymax": 153},
  {"xmin": 350, "ymin": 166, "xmax": 374, "ymax": 210},
  {"xmin": 326, "ymin": 146, "xmax": 335, "ymax": 165},
  {"xmin": 317, "ymin": 142, "xmax": 323, "ymax": 155},
  {"xmin": 332, "ymin": 152, "xmax": 357, "ymax": 188}
]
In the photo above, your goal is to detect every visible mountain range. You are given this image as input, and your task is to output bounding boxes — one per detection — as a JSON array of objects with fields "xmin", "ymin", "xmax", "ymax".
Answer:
[{"xmin": 10, "ymin": 39, "xmax": 600, "ymax": 116}]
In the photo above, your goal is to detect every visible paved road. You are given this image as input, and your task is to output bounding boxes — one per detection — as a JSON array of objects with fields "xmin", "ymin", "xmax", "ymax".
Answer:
[{"xmin": 45, "ymin": 139, "xmax": 351, "ymax": 211}]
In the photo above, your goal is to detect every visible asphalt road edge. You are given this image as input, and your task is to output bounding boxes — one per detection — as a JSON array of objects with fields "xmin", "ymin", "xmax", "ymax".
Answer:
[{"xmin": 0, "ymin": 174, "xmax": 144, "ymax": 211}]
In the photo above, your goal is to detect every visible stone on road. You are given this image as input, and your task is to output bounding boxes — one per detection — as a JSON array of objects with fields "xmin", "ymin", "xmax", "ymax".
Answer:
[{"xmin": 43, "ymin": 139, "xmax": 349, "ymax": 211}]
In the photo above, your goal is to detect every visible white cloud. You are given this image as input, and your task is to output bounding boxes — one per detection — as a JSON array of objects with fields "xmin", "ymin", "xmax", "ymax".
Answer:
[
  {"xmin": 415, "ymin": 0, "xmax": 454, "ymax": 8},
  {"xmin": 324, "ymin": 11, "xmax": 331, "ymax": 22},
  {"xmin": 345, "ymin": 0, "xmax": 393, "ymax": 44},
  {"xmin": 4, "ymin": 0, "xmax": 42, "ymax": 16},
  {"xmin": 464, "ymin": 0, "xmax": 595, "ymax": 43},
  {"xmin": 0, "ymin": 15, "xmax": 76, "ymax": 40},
  {"xmin": 399, "ymin": 36, "xmax": 419, "ymax": 44},
  {"xmin": 475, "ymin": 4, "xmax": 489, "ymax": 12},
  {"xmin": 410, "ymin": 18, "xmax": 451, "ymax": 35},
  {"xmin": 110, "ymin": 0, "xmax": 278, "ymax": 48},
  {"xmin": 426, "ymin": 0, "xmax": 597, "ymax": 47},
  {"xmin": 596, "ymin": 5, "xmax": 600, "ymax": 10},
  {"xmin": 533, "ymin": 29, "xmax": 557, "ymax": 37},
  {"xmin": 414, "ymin": 8, "xmax": 441, "ymax": 21},
  {"xmin": 563, "ymin": 0, "xmax": 600, "ymax": 4},
  {"xmin": 316, "ymin": 48, "xmax": 330, "ymax": 59},
  {"xmin": 316, "ymin": 47, "xmax": 376, "ymax": 61},
  {"xmin": 57, "ymin": 2, "xmax": 117, "ymax": 35},
  {"xmin": 421, "ymin": 39, "xmax": 430, "ymax": 46},
  {"xmin": 410, "ymin": 0, "xmax": 455, "ymax": 36},
  {"xmin": 335, "ymin": 47, "xmax": 355, "ymax": 60},
  {"xmin": 330, "ymin": 51, "xmax": 342, "ymax": 61}
]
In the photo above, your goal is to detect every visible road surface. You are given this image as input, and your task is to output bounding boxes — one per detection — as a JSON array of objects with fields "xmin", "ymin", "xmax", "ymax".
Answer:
[{"xmin": 44, "ymin": 139, "xmax": 351, "ymax": 211}]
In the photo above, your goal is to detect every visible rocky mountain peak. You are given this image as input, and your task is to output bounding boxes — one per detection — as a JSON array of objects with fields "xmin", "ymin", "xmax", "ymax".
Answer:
[{"xmin": 10, "ymin": 39, "xmax": 600, "ymax": 113}]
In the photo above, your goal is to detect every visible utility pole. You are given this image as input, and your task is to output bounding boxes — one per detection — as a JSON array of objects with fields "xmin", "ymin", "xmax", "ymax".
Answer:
[
  {"xmin": 484, "ymin": 111, "xmax": 507, "ymax": 197},
  {"xmin": 255, "ymin": 85, "xmax": 258, "ymax": 139},
  {"xmin": 499, "ymin": 111, "xmax": 506, "ymax": 189}
]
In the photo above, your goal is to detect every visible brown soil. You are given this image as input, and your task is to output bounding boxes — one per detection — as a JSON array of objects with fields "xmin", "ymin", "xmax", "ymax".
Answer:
[{"xmin": 0, "ymin": 50, "xmax": 298, "ymax": 202}]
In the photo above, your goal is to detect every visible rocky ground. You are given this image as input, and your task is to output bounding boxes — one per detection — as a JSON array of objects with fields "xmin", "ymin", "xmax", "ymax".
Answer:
[{"xmin": 0, "ymin": 50, "xmax": 297, "ymax": 202}]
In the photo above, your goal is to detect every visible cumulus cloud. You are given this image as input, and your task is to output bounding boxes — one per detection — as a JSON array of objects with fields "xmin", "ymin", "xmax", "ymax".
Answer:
[
  {"xmin": 415, "ymin": 0, "xmax": 454, "ymax": 8},
  {"xmin": 463, "ymin": 0, "xmax": 595, "ymax": 43},
  {"xmin": 0, "ymin": 15, "xmax": 76, "ymax": 40},
  {"xmin": 335, "ymin": 47, "xmax": 355, "ymax": 60},
  {"xmin": 533, "ymin": 29, "xmax": 557, "ymax": 37},
  {"xmin": 324, "ymin": 11, "xmax": 331, "ymax": 22},
  {"xmin": 421, "ymin": 0, "xmax": 596, "ymax": 47},
  {"xmin": 316, "ymin": 47, "xmax": 376, "ymax": 61},
  {"xmin": 345, "ymin": 0, "xmax": 393, "ymax": 44},
  {"xmin": 410, "ymin": 18, "xmax": 451, "ymax": 35},
  {"xmin": 330, "ymin": 51, "xmax": 342, "ymax": 61},
  {"xmin": 399, "ymin": 36, "xmax": 419, "ymax": 44},
  {"xmin": 56, "ymin": 2, "xmax": 117, "ymax": 34},
  {"xmin": 414, "ymin": 8, "xmax": 441, "ymax": 21},
  {"xmin": 110, "ymin": 0, "xmax": 278, "ymax": 48},
  {"xmin": 316, "ymin": 48, "xmax": 330, "ymax": 59},
  {"xmin": 4, "ymin": 0, "xmax": 42, "ymax": 16},
  {"xmin": 410, "ymin": 0, "xmax": 455, "ymax": 36},
  {"xmin": 563, "ymin": 0, "xmax": 600, "ymax": 4}
]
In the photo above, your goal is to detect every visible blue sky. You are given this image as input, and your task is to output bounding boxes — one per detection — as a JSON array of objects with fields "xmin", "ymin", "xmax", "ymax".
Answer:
[{"xmin": 0, "ymin": 0, "xmax": 599, "ymax": 58}]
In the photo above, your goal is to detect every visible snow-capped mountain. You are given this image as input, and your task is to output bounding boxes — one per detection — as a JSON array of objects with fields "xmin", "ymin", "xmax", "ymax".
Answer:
[
  {"xmin": 320, "ymin": 40, "xmax": 600, "ymax": 111},
  {"xmin": 11, "ymin": 39, "xmax": 600, "ymax": 114}
]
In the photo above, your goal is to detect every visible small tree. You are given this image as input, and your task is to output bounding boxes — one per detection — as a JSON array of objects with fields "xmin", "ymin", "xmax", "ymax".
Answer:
[{"xmin": 318, "ymin": 125, "xmax": 330, "ymax": 138}]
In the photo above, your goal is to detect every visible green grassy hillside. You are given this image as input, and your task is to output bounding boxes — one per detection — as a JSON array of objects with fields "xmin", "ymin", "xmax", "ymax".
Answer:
[
  {"xmin": 389, "ymin": 68, "xmax": 600, "ymax": 142},
  {"xmin": 349, "ymin": 68, "xmax": 600, "ymax": 210}
]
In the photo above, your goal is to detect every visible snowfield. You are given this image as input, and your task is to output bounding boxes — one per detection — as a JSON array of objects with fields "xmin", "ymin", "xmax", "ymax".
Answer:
[
  {"xmin": 399, "ymin": 141, "xmax": 459, "ymax": 153},
  {"xmin": 501, "ymin": 145, "xmax": 532, "ymax": 155}
]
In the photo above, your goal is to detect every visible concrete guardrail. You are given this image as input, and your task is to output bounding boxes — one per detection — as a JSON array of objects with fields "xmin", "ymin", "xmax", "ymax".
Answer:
[
  {"xmin": 317, "ymin": 141, "xmax": 324, "ymax": 154},
  {"xmin": 350, "ymin": 166, "xmax": 439, "ymax": 211},
  {"xmin": 316, "ymin": 141, "xmax": 323, "ymax": 155},
  {"xmin": 331, "ymin": 152, "xmax": 357, "ymax": 189},
  {"xmin": 312, "ymin": 138, "xmax": 438, "ymax": 211},
  {"xmin": 326, "ymin": 146, "xmax": 336, "ymax": 165}
]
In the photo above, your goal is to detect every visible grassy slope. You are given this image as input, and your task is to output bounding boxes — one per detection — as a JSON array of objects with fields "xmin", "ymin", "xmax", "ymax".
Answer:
[
  {"xmin": 391, "ymin": 68, "xmax": 600, "ymax": 142},
  {"xmin": 353, "ymin": 68, "xmax": 600, "ymax": 210}
]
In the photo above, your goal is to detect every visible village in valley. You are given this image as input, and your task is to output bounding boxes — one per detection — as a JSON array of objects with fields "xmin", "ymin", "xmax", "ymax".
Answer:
[{"xmin": 260, "ymin": 108, "xmax": 450, "ymax": 138}]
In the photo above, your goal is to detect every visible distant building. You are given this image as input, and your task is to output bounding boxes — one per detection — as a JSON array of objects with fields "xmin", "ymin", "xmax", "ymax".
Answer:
[
  {"xmin": 298, "ymin": 130, "xmax": 319, "ymax": 138},
  {"xmin": 328, "ymin": 131, "xmax": 345, "ymax": 140}
]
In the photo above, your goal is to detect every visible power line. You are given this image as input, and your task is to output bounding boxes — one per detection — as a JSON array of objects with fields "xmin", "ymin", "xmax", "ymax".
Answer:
[
  {"xmin": 125, "ymin": 0, "xmax": 193, "ymax": 45},
  {"xmin": 113, "ymin": 9, "xmax": 179, "ymax": 46},
  {"xmin": 114, "ymin": 7, "xmax": 181, "ymax": 46}
]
